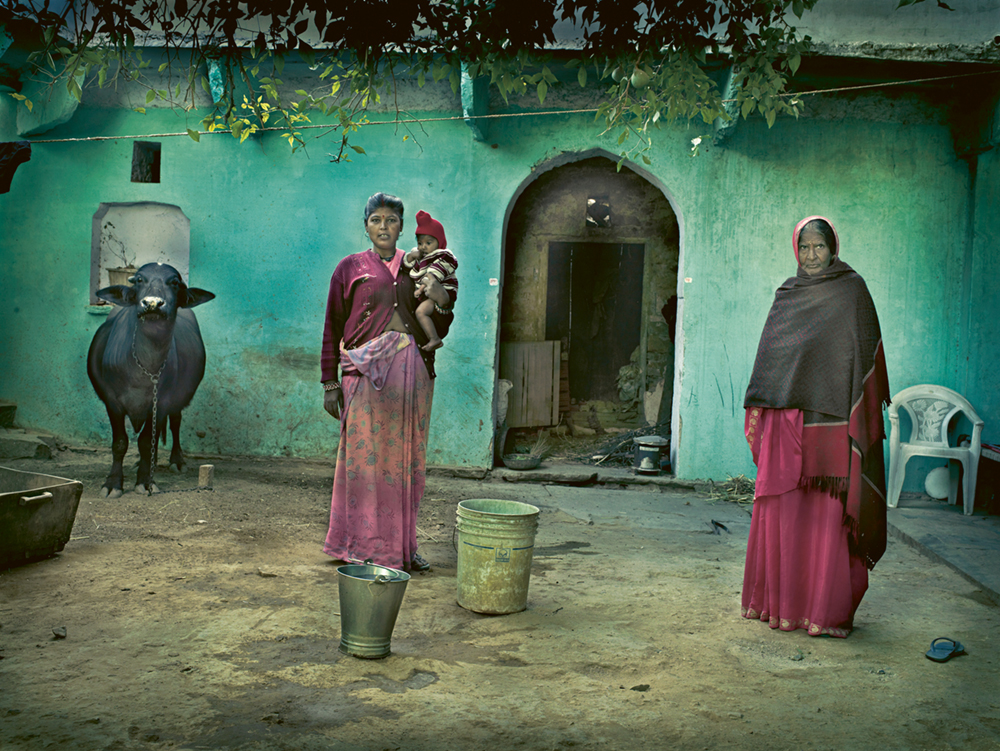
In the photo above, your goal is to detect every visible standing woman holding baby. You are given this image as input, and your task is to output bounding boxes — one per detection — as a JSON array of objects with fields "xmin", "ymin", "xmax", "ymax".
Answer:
[{"xmin": 320, "ymin": 192, "xmax": 455, "ymax": 572}]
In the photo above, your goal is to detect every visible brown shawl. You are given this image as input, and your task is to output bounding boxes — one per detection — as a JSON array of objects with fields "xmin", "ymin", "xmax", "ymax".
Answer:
[{"xmin": 744, "ymin": 216, "xmax": 891, "ymax": 569}]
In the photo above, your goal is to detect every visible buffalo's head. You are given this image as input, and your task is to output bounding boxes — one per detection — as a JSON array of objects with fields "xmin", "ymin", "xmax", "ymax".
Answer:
[{"xmin": 96, "ymin": 263, "xmax": 215, "ymax": 319}]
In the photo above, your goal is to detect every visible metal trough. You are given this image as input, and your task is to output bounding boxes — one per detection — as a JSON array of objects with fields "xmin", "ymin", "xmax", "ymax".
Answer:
[{"xmin": 0, "ymin": 466, "xmax": 83, "ymax": 568}]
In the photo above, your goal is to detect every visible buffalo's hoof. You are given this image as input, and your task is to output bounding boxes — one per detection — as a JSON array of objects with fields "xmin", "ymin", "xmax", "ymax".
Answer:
[
  {"xmin": 134, "ymin": 482, "xmax": 160, "ymax": 495},
  {"xmin": 100, "ymin": 486, "xmax": 123, "ymax": 499},
  {"xmin": 168, "ymin": 463, "xmax": 183, "ymax": 474}
]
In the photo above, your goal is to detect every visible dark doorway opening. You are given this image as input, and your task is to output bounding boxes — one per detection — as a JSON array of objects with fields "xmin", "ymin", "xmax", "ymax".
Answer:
[{"xmin": 546, "ymin": 242, "xmax": 645, "ymax": 402}]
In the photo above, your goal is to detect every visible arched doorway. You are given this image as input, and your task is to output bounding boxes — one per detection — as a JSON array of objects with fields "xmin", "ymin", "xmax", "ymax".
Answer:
[{"xmin": 498, "ymin": 154, "xmax": 680, "ymax": 466}]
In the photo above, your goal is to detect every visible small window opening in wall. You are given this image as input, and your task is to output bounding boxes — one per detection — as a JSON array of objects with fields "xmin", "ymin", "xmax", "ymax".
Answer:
[
  {"xmin": 131, "ymin": 141, "xmax": 161, "ymax": 183},
  {"xmin": 586, "ymin": 195, "xmax": 611, "ymax": 228},
  {"xmin": 90, "ymin": 202, "xmax": 191, "ymax": 305}
]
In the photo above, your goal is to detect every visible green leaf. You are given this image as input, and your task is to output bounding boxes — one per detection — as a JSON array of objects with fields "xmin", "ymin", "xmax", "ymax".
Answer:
[
  {"xmin": 67, "ymin": 77, "xmax": 83, "ymax": 102},
  {"xmin": 134, "ymin": 107, "xmax": 146, "ymax": 114},
  {"xmin": 792, "ymin": 0, "xmax": 804, "ymax": 17},
  {"xmin": 578, "ymin": 66, "xmax": 587, "ymax": 88},
  {"xmin": 145, "ymin": 89, "xmax": 156, "ymax": 103},
  {"xmin": 350, "ymin": 144, "xmax": 366, "ymax": 154},
  {"xmin": 789, "ymin": 54, "xmax": 801, "ymax": 75},
  {"xmin": 187, "ymin": 128, "xmax": 200, "ymax": 142},
  {"xmin": 537, "ymin": 79, "xmax": 548, "ymax": 104},
  {"xmin": 765, "ymin": 108, "xmax": 777, "ymax": 128}
]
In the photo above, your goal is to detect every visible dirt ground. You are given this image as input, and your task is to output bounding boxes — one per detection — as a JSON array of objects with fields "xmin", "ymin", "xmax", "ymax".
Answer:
[{"xmin": 2, "ymin": 446, "xmax": 999, "ymax": 751}]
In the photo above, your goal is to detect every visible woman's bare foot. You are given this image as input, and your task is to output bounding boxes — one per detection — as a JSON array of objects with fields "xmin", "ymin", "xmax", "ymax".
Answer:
[{"xmin": 421, "ymin": 338, "xmax": 443, "ymax": 351}]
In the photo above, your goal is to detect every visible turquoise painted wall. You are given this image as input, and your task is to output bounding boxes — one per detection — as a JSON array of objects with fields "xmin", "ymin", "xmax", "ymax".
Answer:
[{"xmin": 1, "ymin": 84, "xmax": 996, "ymax": 480}]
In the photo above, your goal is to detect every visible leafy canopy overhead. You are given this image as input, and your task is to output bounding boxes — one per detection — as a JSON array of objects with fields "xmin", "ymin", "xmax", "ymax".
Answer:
[{"xmin": 2, "ymin": 0, "xmax": 820, "ymax": 160}]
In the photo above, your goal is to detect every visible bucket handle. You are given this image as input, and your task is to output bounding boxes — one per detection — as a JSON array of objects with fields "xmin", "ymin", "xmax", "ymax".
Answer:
[{"xmin": 361, "ymin": 559, "xmax": 404, "ymax": 586}]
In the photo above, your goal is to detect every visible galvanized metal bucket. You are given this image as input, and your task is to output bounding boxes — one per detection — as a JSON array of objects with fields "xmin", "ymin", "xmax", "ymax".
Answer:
[
  {"xmin": 456, "ymin": 499, "xmax": 539, "ymax": 615},
  {"xmin": 336, "ymin": 561, "xmax": 410, "ymax": 659}
]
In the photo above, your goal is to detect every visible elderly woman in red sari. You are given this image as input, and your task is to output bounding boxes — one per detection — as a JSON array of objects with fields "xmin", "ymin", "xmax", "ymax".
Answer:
[
  {"xmin": 321, "ymin": 192, "xmax": 455, "ymax": 572},
  {"xmin": 742, "ymin": 216, "xmax": 890, "ymax": 637}
]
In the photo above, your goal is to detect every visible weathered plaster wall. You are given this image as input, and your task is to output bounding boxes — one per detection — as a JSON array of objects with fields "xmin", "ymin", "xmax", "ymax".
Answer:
[
  {"xmin": 675, "ymin": 113, "xmax": 983, "ymax": 482},
  {"xmin": 0, "ymin": 103, "xmax": 502, "ymax": 467},
  {"xmin": 796, "ymin": 0, "xmax": 1000, "ymax": 57},
  {"xmin": 968, "ymin": 146, "xmax": 1000, "ymax": 435},
  {"xmin": 1, "ymin": 80, "xmax": 994, "ymax": 481}
]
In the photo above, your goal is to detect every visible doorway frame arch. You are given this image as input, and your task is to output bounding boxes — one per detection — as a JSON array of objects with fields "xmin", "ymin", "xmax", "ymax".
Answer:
[{"xmin": 496, "ymin": 148, "xmax": 687, "ymax": 473}]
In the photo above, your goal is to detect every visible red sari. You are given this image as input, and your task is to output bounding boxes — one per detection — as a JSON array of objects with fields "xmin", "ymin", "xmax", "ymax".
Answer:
[
  {"xmin": 742, "ymin": 409, "xmax": 869, "ymax": 637},
  {"xmin": 322, "ymin": 331, "xmax": 433, "ymax": 570}
]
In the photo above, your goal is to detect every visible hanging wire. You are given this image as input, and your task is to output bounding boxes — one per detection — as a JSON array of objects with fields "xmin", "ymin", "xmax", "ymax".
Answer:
[{"xmin": 22, "ymin": 68, "xmax": 1000, "ymax": 145}]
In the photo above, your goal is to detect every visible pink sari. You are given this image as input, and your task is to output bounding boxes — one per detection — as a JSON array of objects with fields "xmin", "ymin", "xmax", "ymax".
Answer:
[
  {"xmin": 741, "ymin": 408, "xmax": 868, "ymax": 637},
  {"xmin": 322, "ymin": 330, "xmax": 433, "ymax": 570}
]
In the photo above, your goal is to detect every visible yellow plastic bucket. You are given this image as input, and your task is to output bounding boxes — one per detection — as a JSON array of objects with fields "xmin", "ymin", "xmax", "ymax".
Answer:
[{"xmin": 456, "ymin": 499, "xmax": 540, "ymax": 614}]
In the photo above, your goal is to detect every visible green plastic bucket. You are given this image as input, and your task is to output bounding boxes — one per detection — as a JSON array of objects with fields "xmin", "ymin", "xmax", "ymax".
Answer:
[
  {"xmin": 456, "ymin": 499, "xmax": 540, "ymax": 614},
  {"xmin": 337, "ymin": 562, "xmax": 410, "ymax": 659}
]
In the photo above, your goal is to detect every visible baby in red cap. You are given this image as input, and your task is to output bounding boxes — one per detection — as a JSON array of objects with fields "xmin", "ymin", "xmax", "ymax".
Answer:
[{"xmin": 404, "ymin": 210, "xmax": 459, "ymax": 351}]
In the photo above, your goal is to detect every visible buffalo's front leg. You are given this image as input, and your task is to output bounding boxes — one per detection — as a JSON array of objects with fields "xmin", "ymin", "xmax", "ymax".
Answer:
[
  {"xmin": 168, "ymin": 412, "xmax": 185, "ymax": 474},
  {"xmin": 134, "ymin": 416, "xmax": 160, "ymax": 495},
  {"xmin": 101, "ymin": 408, "xmax": 129, "ymax": 499}
]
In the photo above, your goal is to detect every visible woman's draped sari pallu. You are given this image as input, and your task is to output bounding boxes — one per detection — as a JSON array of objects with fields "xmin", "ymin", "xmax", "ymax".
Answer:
[
  {"xmin": 742, "ymin": 217, "xmax": 890, "ymax": 637},
  {"xmin": 323, "ymin": 331, "xmax": 433, "ymax": 571}
]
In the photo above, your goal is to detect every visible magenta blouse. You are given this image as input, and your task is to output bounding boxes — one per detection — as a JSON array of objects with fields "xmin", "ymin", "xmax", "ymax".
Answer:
[{"xmin": 321, "ymin": 248, "xmax": 453, "ymax": 382}]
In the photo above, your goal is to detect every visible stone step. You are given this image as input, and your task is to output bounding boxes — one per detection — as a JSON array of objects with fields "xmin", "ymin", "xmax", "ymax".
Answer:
[
  {"xmin": 0, "ymin": 428, "xmax": 58, "ymax": 460},
  {"xmin": 0, "ymin": 401, "xmax": 15, "ymax": 429}
]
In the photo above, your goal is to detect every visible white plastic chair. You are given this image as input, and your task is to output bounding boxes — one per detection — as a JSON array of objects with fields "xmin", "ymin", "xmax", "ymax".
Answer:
[{"xmin": 887, "ymin": 385, "xmax": 984, "ymax": 515}]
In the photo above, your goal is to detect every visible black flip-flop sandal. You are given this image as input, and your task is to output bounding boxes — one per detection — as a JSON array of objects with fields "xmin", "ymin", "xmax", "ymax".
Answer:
[{"xmin": 925, "ymin": 637, "xmax": 966, "ymax": 662}]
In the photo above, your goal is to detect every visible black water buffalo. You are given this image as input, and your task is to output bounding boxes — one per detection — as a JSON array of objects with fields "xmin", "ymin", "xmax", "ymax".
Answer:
[{"xmin": 88, "ymin": 263, "xmax": 215, "ymax": 497}]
